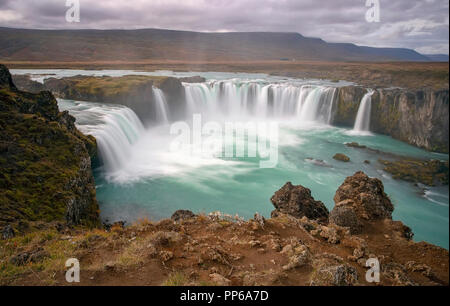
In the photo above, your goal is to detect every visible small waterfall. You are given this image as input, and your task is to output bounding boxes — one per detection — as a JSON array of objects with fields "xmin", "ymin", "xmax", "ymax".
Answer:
[
  {"xmin": 152, "ymin": 87, "xmax": 170, "ymax": 124},
  {"xmin": 57, "ymin": 99, "xmax": 145, "ymax": 173},
  {"xmin": 353, "ymin": 90, "xmax": 374, "ymax": 132}
]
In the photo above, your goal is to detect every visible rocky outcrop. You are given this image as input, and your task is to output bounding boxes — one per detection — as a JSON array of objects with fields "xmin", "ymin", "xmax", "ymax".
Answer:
[
  {"xmin": 11, "ymin": 75, "xmax": 46, "ymax": 93},
  {"xmin": 333, "ymin": 86, "xmax": 367, "ymax": 127},
  {"xmin": 0, "ymin": 64, "xmax": 100, "ymax": 233},
  {"xmin": 43, "ymin": 75, "xmax": 186, "ymax": 124},
  {"xmin": 157, "ymin": 77, "xmax": 186, "ymax": 120},
  {"xmin": 379, "ymin": 158, "xmax": 449, "ymax": 186},
  {"xmin": 334, "ymin": 86, "xmax": 449, "ymax": 153},
  {"xmin": 179, "ymin": 76, "xmax": 206, "ymax": 83},
  {"xmin": 270, "ymin": 182, "xmax": 329, "ymax": 222},
  {"xmin": 329, "ymin": 171, "xmax": 394, "ymax": 233},
  {"xmin": 333, "ymin": 153, "xmax": 350, "ymax": 162},
  {"xmin": 171, "ymin": 210, "xmax": 196, "ymax": 222}
]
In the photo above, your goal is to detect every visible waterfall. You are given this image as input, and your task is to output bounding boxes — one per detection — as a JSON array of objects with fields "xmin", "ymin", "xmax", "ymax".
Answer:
[
  {"xmin": 153, "ymin": 87, "xmax": 170, "ymax": 124},
  {"xmin": 57, "ymin": 99, "xmax": 145, "ymax": 173},
  {"xmin": 182, "ymin": 80, "xmax": 337, "ymax": 123},
  {"xmin": 353, "ymin": 90, "xmax": 374, "ymax": 132}
]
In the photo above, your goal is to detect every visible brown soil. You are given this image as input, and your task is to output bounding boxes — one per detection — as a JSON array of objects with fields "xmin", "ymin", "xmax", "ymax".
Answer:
[{"xmin": 2, "ymin": 213, "xmax": 448, "ymax": 286}]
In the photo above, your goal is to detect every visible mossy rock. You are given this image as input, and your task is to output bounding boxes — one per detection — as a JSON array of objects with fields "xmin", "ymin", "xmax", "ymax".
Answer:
[
  {"xmin": 333, "ymin": 153, "xmax": 351, "ymax": 162},
  {"xmin": 0, "ymin": 65, "xmax": 100, "ymax": 233},
  {"xmin": 379, "ymin": 158, "xmax": 449, "ymax": 186}
]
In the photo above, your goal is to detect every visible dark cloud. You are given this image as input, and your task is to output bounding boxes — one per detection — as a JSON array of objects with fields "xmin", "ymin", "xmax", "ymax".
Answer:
[{"xmin": 0, "ymin": 0, "xmax": 448, "ymax": 54}]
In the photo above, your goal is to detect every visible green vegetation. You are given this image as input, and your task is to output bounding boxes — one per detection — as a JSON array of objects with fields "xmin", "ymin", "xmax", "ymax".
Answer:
[
  {"xmin": 163, "ymin": 272, "xmax": 189, "ymax": 286},
  {"xmin": 0, "ymin": 66, "xmax": 100, "ymax": 233},
  {"xmin": 55, "ymin": 75, "xmax": 168, "ymax": 100},
  {"xmin": 379, "ymin": 159, "xmax": 449, "ymax": 186}
]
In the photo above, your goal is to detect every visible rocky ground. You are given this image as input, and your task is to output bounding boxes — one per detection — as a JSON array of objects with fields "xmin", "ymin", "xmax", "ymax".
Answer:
[{"xmin": 1, "ymin": 172, "xmax": 448, "ymax": 286}]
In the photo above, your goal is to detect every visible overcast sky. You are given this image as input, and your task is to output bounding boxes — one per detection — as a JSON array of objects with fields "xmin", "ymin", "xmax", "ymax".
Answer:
[{"xmin": 0, "ymin": 0, "xmax": 448, "ymax": 54}]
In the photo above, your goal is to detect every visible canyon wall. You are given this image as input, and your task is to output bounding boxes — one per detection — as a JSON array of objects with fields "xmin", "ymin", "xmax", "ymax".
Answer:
[
  {"xmin": 334, "ymin": 87, "xmax": 449, "ymax": 153},
  {"xmin": 13, "ymin": 74, "xmax": 450, "ymax": 153},
  {"xmin": 43, "ymin": 76, "xmax": 186, "ymax": 124}
]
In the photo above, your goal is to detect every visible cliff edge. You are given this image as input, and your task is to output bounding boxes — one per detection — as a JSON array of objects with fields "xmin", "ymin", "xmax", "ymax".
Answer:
[{"xmin": 0, "ymin": 65, "xmax": 100, "ymax": 234}]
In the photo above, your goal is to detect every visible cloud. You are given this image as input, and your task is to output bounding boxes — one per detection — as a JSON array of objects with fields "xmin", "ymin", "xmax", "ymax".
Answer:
[
  {"xmin": 0, "ymin": 0, "xmax": 448, "ymax": 54},
  {"xmin": 0, "ymin": 9, "xmax": 22, "ymax": 22}
]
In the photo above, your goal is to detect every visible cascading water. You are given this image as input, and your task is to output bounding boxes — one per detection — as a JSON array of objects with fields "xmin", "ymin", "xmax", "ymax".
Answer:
[
  {"xmin": 153, "ymin": 87, "xmax": 170, "ymax": 124},
  {"xmin": 353, "ymin": 90, "xmax": 374, "ymax": 133},
  {"xmin": 51, "ymin": 72, "xmax": 448, "ymax": 249},
  {"xmin": 182, "ymin": 80, "xmax": 337, "ymax": 124},
  {"xmin": 58, "ymin": 99, "xmax": 144, "ymax": 173}
]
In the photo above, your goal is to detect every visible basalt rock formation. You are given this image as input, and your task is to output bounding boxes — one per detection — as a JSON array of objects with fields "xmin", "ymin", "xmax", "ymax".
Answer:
[
  {"xmin": 334, "ymin": 86, "xmax": 449, "ymax": 153},
  {"xmin": 42, "ymin": 75, "xmax": 186, "ymax": 124},
  {"xmin": 329, "ymin": 171, "xmax": 394, "ymax": 234},
  {"xmin": 270, "ymin": 182, "xmax": 329, "ymax": 222},
  {"xmin": 0, "ymin": 65, "xmax": 100, "ymax": 233},
  {"xmin": 11, "ymin": 75, "xmax": 46, "ymax": 94}
]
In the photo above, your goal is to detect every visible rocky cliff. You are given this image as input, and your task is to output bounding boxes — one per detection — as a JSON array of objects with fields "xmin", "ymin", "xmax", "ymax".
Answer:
[
  {"xmin": 42, "ymin": 75, "xmax": 186, "ymax": 124},
  {"xmin": 14, "ymin": 74, "xmax": 449, "ymax": 153},
  {"xmin": 334, "ymin": 86, "xmax": 449, "ymax": 153},
  {"xmin": 0, "ymin": 65, "xmax": 100, "ymax": 234}
]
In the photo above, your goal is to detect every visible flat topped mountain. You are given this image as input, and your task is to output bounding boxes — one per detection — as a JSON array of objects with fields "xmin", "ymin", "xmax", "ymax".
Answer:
[{"xmin": 0, "ymin": 27, "xmax": 430, "ymax": 62}]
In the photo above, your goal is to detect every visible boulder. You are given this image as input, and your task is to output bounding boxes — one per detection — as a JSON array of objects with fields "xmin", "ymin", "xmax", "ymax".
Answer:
[
  {"xmin": 329, "ymin": 172, "xmax": 394, "ymax": 233},
  {"xmin": 171, "ymin": 210, "xmax": 196, "ymax": 222},
  {"xmin": 271, "ymin": 182, "xmax": 329, "ymax": 222},
  {"xmin": 329, "ymin": 206, "xmax": 362, "ymax": 234},
  {"xmin": 333, "ymin": 153, "xmax": 350, "ymax": 162}
]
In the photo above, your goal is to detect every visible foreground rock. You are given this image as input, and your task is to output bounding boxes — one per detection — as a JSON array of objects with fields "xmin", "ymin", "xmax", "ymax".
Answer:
[
  {"xmin": 0, "ymin": 169, "xmax": 448, "ymax": 286},
  {"xmin": 171, "ymin": 210, "xmax": 196, "ymax": 222},
  {"xmin": 0, "ymin": 65, "xmax": 100, "ymax": 233},
  {"xmin": 271, "ymin": 182, "xmax": 329, "ymax": 222},
  {"xmin": 329, "ymin": 171, "xmax": 394, "ymax": 234}
]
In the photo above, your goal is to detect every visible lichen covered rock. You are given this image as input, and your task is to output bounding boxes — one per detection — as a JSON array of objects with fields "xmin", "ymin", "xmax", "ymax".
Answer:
[
  {"xmin": 333, "ymin": 153, "xmax": 350, "ymax": 162},
  {"xmin": 329, "ymin": 171, "xmax": 394, "ymax": 233},
  {"xmin": 271, "ymin": 182, "xmax": 329, "ymax": 222}
]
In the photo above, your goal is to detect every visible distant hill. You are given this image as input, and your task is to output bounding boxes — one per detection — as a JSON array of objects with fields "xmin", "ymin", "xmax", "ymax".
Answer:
[
  {"xmin": 0, "ymin": 27, "xmax": 431, "ymax": 62},
  {"xmin": 424, "ymin": 54, "xmax": 449, "ymax": 62}
]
